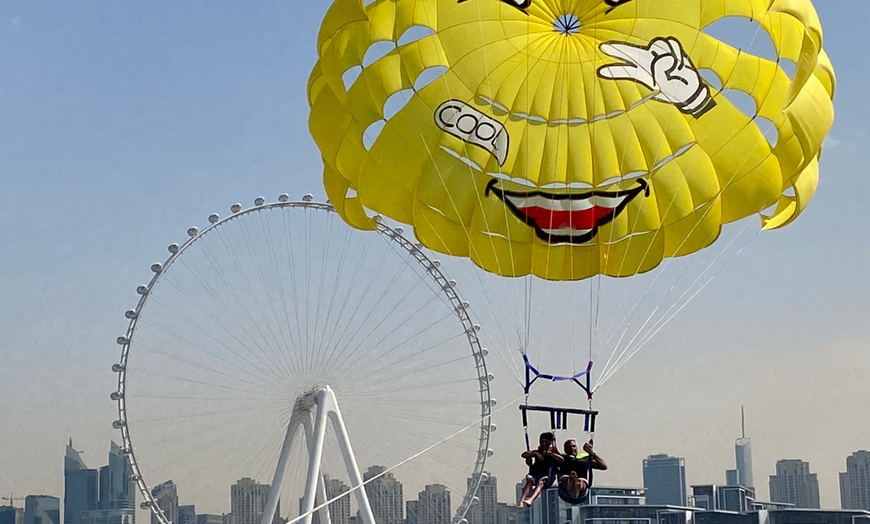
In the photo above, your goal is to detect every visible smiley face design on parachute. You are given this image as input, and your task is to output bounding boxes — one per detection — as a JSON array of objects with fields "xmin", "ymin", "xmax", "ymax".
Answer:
[
  {"xmin": 310, "ymin": 0, "xmax": 835, "ymax": 279},
  {"xmin": 432, "ymin": 9, "xmax": 715, "ymax": 245}
]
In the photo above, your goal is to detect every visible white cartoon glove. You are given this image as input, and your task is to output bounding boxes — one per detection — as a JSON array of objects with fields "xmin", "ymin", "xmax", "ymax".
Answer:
[{"xmin": 598, "ymin": 37, "xmax": 716, "ymax": 117}]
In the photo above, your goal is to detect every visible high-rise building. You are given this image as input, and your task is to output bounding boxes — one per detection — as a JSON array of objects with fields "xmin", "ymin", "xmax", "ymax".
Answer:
[
  {"xmin": 466, "ymin": 473, "xmax": 497, "ymax": 524},
  {"xmin": 416, "ymin": 484, "xmax": 450, "ymax": 524},
  {"xmin": 769, "ymin": 459, "xmax": 820, "ymax": 509},
  {"xmin": 734, "ymin": 439, "xmax": 753, "ymax": 488},
  {"xmin": 151, "ymin": 481, "xmax": 179, "ymax": 524},
  {"xmin": 305, "ymin": 476, "xmax": 350, "ymax": 524},
  {"xmin": 24, "ymin": 496, "xmax": 60, "ymax": 524},
  {"xmin": 65, "ymin": 440, "xmax": 99, "ymax": 524},
  {"xmin": 99, "ymin": 443, "xmax": 136, "ymax": 512},
  {"xmin": 733, "ymin": 407, "xmax": 754, "ymax": 489},
  {"xmin": 405, "ymin": 501, "xmax": 419, "ymax": 524},
  {"xmin": 642, "ymin": 454, "xmax": 687, "ymax": 506},
  {"xmin": 177, "ymin": 505, "xmax": 196, "ymax": 524},
  {"xmin": 363, "ymin": 466, "xmax": 402, "ymax": 524},
  {"xmin": 840, "ymin": 450, "xmax": 870, "ymax": 510},
  {"xmin": 230, "ymin": 478, "xmax": 279, "ymax": 524}
]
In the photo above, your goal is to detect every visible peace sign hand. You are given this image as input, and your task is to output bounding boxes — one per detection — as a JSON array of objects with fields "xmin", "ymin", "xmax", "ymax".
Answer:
[{"xmin": 598, "ymin": 37, "xmax": 715, "ymax": 117}]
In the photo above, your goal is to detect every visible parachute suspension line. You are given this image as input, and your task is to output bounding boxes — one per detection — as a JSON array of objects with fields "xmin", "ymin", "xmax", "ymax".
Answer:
[
  {"xmin": 414, "ymin": 142, "xmax": 525, "ymax": 389},
  {"xmin": 595, "ymin": 62, "xmax": 771, "ymax": 387},
  {"xmin": 589, "ymin": 0, "xmax": 704, "ymax": 391},
  {"xmin": 412, "ymin": 0, "xmax": 530, "ymax": 382},
  {"xmin": 597, "ymin": 205, "xmax": 761, "ymax": 387},
  {"xmin": 603, "ymin": 93, "xmax": 776, "ymax": 373},
  {"xmin": 593, "ymin": 184, "xmax": 692, "ymax": 382},
  {"xmin": 591, "ymin": 0, "xmax": 689, "ymax": 387},
  {"xmin": 596, "ymin": 221, "xmax": 759, "ymax": 390}
]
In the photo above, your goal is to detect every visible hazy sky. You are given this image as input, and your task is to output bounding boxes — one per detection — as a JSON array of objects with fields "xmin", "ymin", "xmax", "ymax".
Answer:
[{"xmin": 1, "ymin": 0, "xmax": 869, "ymax": 514}]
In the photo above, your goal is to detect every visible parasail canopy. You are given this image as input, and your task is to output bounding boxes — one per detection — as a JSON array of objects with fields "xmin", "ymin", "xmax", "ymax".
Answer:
[{"xmin": 309, "ymin": 0, "xmax": 835, "ymax": 281}]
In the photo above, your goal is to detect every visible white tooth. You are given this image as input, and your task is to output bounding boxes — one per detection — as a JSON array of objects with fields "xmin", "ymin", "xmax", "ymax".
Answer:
[
  {"xmin": 564, "ymin": 199, "xmax": 593, "ymax": 212},
  {"xmin": 543, "ymin": 227, "xmax": 593, "ymax": 236},
  {"xmin": 592, "ymin": 195, "xmax": 626, "ymax": 209},
  {"xmin": 506, "ymin": 194, "xmax": 594, "ymax": 212}
]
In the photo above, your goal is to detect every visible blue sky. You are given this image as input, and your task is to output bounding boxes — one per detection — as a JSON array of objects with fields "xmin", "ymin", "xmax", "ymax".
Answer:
[{"xmin": 1, "ymin": 0, "xmax": 869, "ymax": 512}]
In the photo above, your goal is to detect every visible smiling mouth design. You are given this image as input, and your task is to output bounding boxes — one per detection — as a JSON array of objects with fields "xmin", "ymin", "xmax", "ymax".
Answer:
[{"xmin": 486, "ymin": 178, "xmax": 650, "ymax": 244}]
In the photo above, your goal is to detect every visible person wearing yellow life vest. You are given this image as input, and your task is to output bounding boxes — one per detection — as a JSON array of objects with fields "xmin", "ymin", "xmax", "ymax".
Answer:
[{"xmin": 559, "ymin": 439, "xmax": 608, "ymax": 500}]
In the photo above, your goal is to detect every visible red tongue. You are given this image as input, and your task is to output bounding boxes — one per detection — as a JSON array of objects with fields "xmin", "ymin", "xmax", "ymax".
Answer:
[{"xmin": 518, "ymin": 205, "xmax": 614, "ymax": 230}]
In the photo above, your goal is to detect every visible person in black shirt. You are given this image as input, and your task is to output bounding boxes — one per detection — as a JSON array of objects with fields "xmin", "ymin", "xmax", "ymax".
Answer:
[{"xmin": 518, "ymin": 431, "xmax": 563, "ymax": 507}]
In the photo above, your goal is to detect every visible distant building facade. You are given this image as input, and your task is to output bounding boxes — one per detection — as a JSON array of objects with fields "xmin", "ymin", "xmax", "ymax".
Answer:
[
  {"xmin": 416, "ymin": 485, "xmax": 450, "ymax": 524},
  {"xmin": 100, "ymin": 443, "xmax": 136, "ymax": 512},
  {"xmin": 305, "ymin": 476, "xmax": 350, "ymax": 524},
  {"xmin": 840, "ymin": 450, "xmax": 870, "ymax": 510},
  {"xmin": 766, "ymin": 509, "xmax": 870, "ymax": 523},
  {"xmin": 0, "ymin": 507, "xmax": 23, "ymax": 524},
  {"xmin": 643, "ymin": 454, "xmax": 687, "ymax": 506},
  {"xmin": 363, "ymin": 466, "xmax": 402, "ymax": 524},
  {"xmin": 691, "ymin": 485, "xmax": 756, "ymax": 513},
  {"xmin": 535, "ymin": 486, "xmax": 691, "ymax": 524},
  {"xmin": 64, "ymin": 441, "xmax": 136, "ymax": 524},
  {"xmin": 769, "ymin": 459, "xmax": 820, "ymax": 509},
  {"xmin": 735, "ymin": 438, "xmax": 754, "ymax": 489},
  {"xmin": 405, "ymin": 501, "xmax": 419, "ymax": 524},
  {"xmin": 177, "ymin": 505, "xmax": 196, "ymax": 524},
  {"xmin": 65, "ymin": 440, "xmax": 99, "ymax": 524},
  {"xmin": 195, "ymin": 515, "xmax": 223, "ymax": 524},
  {"xmin": 466, "ymin": 473, "xmax": 496, "ymax": 524},
  {"xmin": 230, "ymin": 478, "xmax": 279, "ymax": 524},
  {"xmin": 150, "ymin": 481, "xmax": 178, "ymax": 524},
  {"xmin": 495, "ymin": 503, "xmax": 524, "ymax": 524},
  {"xmin": 24, "ymin": 496, "xmax": 59, "ymax": 524}
]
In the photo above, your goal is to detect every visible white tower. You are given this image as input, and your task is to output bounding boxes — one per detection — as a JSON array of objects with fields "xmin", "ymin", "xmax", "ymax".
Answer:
[{"xmin": 735, "ymin": 406, "xmax": 754, "ymax": 488}]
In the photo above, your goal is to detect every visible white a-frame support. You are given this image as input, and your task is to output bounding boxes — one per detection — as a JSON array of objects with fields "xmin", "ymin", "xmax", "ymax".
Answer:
[{"xmin": 260, "ymin": 385, "xmax": 376, "ymax": 524}]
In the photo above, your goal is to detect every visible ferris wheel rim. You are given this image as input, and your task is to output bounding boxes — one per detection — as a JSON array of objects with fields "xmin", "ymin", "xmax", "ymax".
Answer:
[{"xmin": 110, "ymin": 194, "xmax": 493, "ymax": 523}]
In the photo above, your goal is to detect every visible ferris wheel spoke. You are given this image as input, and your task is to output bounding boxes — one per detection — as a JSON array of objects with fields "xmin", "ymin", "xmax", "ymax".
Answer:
[{"xmin": 169, "ymin": 254, "xmax": 291, "ymax": 382}]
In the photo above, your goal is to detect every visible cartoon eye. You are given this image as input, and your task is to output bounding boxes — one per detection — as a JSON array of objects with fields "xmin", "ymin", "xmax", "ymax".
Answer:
[
  {"xmin": 604, "ymin": 0, "xmax": 633, "ymax": 14},
  {"xmin": 456, "ymin": 0, "xmax": 532, "ymax": 12}
]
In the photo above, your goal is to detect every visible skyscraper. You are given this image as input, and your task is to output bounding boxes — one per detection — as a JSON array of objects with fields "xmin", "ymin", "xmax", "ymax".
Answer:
[
  {"xmin": 840, "ymin": 450, "xmax": 870, "ymax": 510},
  {"xmin": 642, "ymin": 454, "xmax": 687, "ymax": 506},
  {"xmin": 734, "ymin": 407, "xmax": 754, "ymax": 489},
  {"xmin": 416, "ymin": 485, "xmax": 451, "ymax": 524},
  {"xmin": 769, "ymin": 459, "xmax": 820, "ymax": 509},
  {"xmin": 99, "ymin": 443, "xmax": 136, "ymax": 512},
  {"xmin": 24, "ymin": 496, "xmax": 60, "ymax": 524},
  {"xmin": 363, "ymin": 466, "xmax": 403, "ymax": 524},
  {"xmin": 65, "ymin": 440, "xmax": 99, "ymax": 524},
  {"xmin": 467, "ymin": 473, "xmax": 497, "ymax": 524},
  {"xmin": 150, "ymin": 481, "xmax": 179, "ymax": 524},
  {"xmin": 306, "ymin": 476, "xmax": 350, "ymax": 524},
  {"xmin": 230, "ymin": 478, "xmax": 279, "ymax": 524}
]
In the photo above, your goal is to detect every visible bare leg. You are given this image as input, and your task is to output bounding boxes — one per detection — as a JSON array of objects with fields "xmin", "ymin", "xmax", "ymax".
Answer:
[
  {"xmin": 519, "ymin": 477, "xmax": 534, "ymax": 508},
  {"xmin": 525, "ymin": 479, "xmax": 548, "ymax": 506}
]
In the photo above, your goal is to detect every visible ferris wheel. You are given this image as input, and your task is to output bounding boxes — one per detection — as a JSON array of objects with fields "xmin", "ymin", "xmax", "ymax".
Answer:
[{"xmin": 111, "ymin": 195, "xmax": 494, "ymax": 524}]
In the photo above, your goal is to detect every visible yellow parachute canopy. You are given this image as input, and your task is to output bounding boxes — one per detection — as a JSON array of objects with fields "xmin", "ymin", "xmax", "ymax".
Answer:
[{"xmin": 309, "ymin": 0, "xmax": 835, "ymax": 281}]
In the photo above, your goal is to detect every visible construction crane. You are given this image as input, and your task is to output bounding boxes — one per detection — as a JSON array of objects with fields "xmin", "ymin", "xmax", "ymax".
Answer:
[{"xmin": 1, "ymin": 493, "xmax": 24, "ymax": 507}]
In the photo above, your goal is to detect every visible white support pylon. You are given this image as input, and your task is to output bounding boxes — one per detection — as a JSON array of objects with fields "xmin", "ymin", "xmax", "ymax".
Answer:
[{"xmin": 260, "ymin": 386, "xmax": 376, "ymax": 524}]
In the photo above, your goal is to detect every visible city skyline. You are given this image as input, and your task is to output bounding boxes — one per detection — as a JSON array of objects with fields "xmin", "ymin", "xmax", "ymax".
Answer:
[
  {"xmin": 2, "ymin": 0, "xmax": 870, "ymax": 515},
  {"xmin": 6, "ymin": 440, "xmax": 869, "ymax": 518}
]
